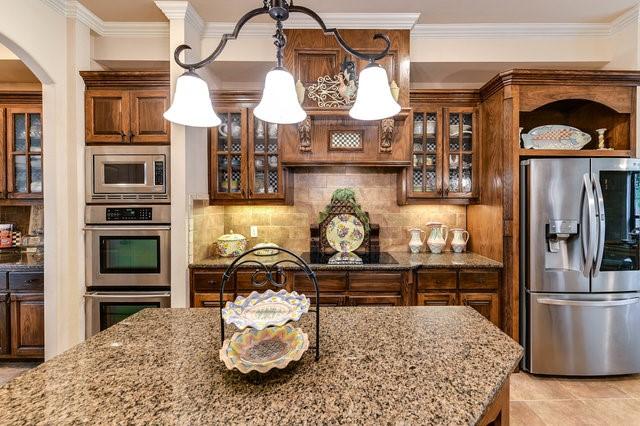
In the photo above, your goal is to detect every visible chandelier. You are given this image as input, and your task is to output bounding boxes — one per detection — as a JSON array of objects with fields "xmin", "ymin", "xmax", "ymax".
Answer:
[{"xmin": 163, "ymin": 0, "xmax": 401, "ymax": 127}]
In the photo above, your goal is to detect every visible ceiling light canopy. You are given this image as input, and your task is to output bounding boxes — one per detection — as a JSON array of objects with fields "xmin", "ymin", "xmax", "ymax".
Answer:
[{"xmin": 165, "ymin": 0, "xmax": 398, "ymax": 127}]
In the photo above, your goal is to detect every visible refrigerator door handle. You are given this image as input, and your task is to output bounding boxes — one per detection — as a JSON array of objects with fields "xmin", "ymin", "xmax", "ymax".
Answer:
[
  {"xmin": 592, "ymin": 173, "xmax": 606, "ymax": 278},
  {"xmin": 537, "ymin": 297, "xmax": 639, "ymax": 307},
  {"xmin": 581, "ymin": 173, "xmax": 597, "ymax": 277}
]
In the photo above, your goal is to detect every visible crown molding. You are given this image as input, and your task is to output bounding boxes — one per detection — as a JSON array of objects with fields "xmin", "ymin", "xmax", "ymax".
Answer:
[
  {"xmin": 154, "ymin": 1, "xmax": 204, "ymax": 34},
  {"xmin": 611, "ymin": 4, "xmax": 640, "ymax": 35},
  {"xmin": 101, "ymin": 22, "xmax": 169, "ymax": 38},
  {"xmin": 411, "ymin": 22, "xmax": 610, "ymax": 39}
]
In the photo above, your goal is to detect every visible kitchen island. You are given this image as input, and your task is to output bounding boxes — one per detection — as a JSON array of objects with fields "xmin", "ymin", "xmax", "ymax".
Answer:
[{"xmin": 0, "ymin": 307, "xmax": 521, "ymax": 424}]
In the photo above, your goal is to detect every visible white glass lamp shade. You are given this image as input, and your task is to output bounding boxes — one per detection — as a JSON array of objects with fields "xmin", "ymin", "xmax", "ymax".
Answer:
[
  {"xmin": 349, "ymin": 63, "xmax": 401, "ymax": 121},
  {"xmin": 254, "ymin": 67, "xmax": 307, "ymax": 125},
  {"xmin": 163, "ymin": 71, "xmax": 221, "ymax": 127}
]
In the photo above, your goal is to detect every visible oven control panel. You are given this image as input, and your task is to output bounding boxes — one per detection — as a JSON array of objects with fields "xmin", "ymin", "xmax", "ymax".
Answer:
[
  {"xmin": 106, "ymin": 207, "xmax": 153, "ymax": 221},
  {"xmin": 154, "ymin": 161, "xmax": 164, "ymax": 186}
]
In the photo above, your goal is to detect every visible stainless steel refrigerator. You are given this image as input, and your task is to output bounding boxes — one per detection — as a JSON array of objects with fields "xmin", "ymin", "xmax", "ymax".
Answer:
[{"xmin": 521, "ymin": 158, "xmax": 640, "ymax": 376}]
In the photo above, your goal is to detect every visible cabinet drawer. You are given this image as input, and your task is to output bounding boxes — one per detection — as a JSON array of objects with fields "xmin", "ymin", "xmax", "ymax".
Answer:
[
  {"xmin": 349, "ymin": 272, "xmax": 402, "ymax": 292},
  {"xmin": 191, "ymin": 270, "xmax": 227, "ymax": 292},
  {"xmin": 417, "ymin": 270, "xmax": 457, "ymax": 290},
  {"xmin": 306, "ymin": 294, "xmax": 347, "ymax": 307},
  {"xmin": 349, "ymin": 295, "xmax": 403, "ymax": 306},
  {"xmin": 8, "ymin": 272, "xmax": 44, "ymax": 291},
  {"xmin": 193, "ymin": 292, "xmax": 234, "ymax": 308},
  {"xmin": 459, "ymin": 270, "xmax": 499, "ymax": 290},
  {"xmin": 460, "ymin": 292, "xmax": 500, "ymax": 327},
  {"xmin": 0, "ymin": 272, "xmax": 6, "ymax": 290},
  {"xmin": 417, "ymin": 292, "xmax": 457, "ymax": 306},
  {"xmin": 293, "ymin": 272, "xmax": 347, "ymax": 293}
]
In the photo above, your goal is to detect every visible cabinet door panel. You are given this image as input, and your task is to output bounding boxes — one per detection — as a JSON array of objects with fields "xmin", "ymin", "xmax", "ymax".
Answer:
[
  {"xmin": 460, "ymin": 292, "xmax": 499, "ymax": 327},
  {"xmin": 193, "ymin": 292, "xmax": 234, "ymax": 308},
  {"xmin": 85, "ymin": 90, "xmax": 129, "ymax": 143},
  {"xmin": 349, "ymin": 272, "xmax": 402, "ymax": 292},
  {"xmin": 6, "ymin": 107, "xmax": 43, "ymax": 198},
  {"xmin": 349, "ymin": 295, "xmax": 403, "ymax": 306},
  {"xmin": 0, "ymin": 292, "xmax": 9, "ymax": 355},
  {"xmin": 409, "ymin": 110, "xmax": 443, "ymax": 198},
  {"xmin": 443, "ymin": 107, "xmax": 478, "ymax": 199},
  {"xmin": 210, "ymin": 109, "xmax": 248, "ymax": 201},
  {"xmin": 417, "ymin": 293, "xmax": 457, "ymax": 306},
  {"xmin": 417, "ymin": 270, "xmax": 457, "ymax": 290},
  {"xmin": 10, "ymin": 293, "xmax": 44, "ymax": 358},
  {"xmin": 130, "ymin": 90, "xmax": 170, "ymax": 143},
  {"xmin": 191, "ymin": 270, "xmax": 227, "ymax": 293},
  {"xmin": 306, "ymin": 294, "xmax": 347, "ymax": 307}
]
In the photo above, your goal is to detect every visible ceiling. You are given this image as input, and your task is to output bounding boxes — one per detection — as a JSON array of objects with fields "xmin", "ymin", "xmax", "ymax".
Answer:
[
  {"xmin": 0, "ymin": 60, "xmax": 39, "ymax": 83},
  {"xmin": 79, "ymin": 0, "xmax": 638, "ymax": 24}
]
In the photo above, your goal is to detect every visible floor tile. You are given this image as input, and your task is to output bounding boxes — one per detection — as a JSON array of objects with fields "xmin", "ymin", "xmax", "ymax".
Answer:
[
  {"xmin": 510, "ymin": 401, "xmax": 546, "ymax": 426},
  {"xmin": 510, "ymin": 372, "xmax": 574, "ymax": 401},
  {"xmin": 609, "ymin": 375, "xmax": 640, "ymax": 398},
  {"xmin": 523, "ymin": 400, "xmax": 608, "ymax": 426},
  {"xmin": 584, "ymin": 399, "xmax": 640, "ymax": 425},
  {"xmin": 556, "ymin": 378, "xmax": 631, "ymax": 399}
]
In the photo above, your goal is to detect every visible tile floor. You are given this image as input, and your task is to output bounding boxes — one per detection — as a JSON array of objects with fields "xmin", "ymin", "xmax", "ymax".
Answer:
[
  {"xmin": 511, "ymin": 372, "xmax": 640, "ymax": 425},
  {"xmin": 0, "ymin": 363, "xmax": 39, "ymax": 386}
]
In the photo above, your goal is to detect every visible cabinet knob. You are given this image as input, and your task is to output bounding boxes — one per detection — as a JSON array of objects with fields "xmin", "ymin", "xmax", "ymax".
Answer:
[{"xmin": 120, "ymin": 131, "xmax": 126, "ymax": 142}]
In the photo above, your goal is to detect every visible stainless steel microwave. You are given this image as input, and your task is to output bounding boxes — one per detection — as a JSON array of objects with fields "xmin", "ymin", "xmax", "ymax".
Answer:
[{"xmin": 85, "ymin": 146, "xmax": 170, "ymax": 204}]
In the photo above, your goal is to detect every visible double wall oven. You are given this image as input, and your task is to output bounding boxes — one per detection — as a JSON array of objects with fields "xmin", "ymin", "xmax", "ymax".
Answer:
[{"xmin": 85, "ymin": 146, "xmax": 171, "ymax": 338}]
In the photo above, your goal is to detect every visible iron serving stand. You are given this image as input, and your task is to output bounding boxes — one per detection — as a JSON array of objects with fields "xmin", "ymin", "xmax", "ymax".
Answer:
[{"xmin": 219, "ymin": 247, "xmax": 320, "ymax": 361}]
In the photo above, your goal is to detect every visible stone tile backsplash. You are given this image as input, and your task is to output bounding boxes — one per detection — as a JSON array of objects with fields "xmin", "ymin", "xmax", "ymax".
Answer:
[{"xmin": 191, "ymin": 167, "xmax": 466, "ymax": 260}]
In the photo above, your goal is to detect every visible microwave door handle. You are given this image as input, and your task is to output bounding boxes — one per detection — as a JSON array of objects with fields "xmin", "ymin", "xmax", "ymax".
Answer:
[
  {"xmin": 592, "ymin": 173, "xmax": 606, "ymax": 278},
  {"xmin": 581, "ymin": 173, "xmax": 597, "ymax": 277}
]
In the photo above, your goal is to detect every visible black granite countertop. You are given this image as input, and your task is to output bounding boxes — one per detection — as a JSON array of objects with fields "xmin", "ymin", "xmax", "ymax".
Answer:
[
  {"xmin": 190, "ymin": 251, "xmax": 503, "ymax": 271},
  {"xmin": 0, "ymin": 252, "xmax": 44, "ymax": 272},
  {"xmin": 0, "ymin": 307, "xmax": 522, "ymax": 424}
]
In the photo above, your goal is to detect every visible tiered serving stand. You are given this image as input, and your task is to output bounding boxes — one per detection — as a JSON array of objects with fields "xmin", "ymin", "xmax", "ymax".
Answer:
[{"xmin": 219, "ymin": 247, "xmax": 320, "ymax": 373}]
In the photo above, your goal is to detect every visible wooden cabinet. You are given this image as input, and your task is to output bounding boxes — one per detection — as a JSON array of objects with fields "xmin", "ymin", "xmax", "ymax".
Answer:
[
  {"xmin": 349, "ymin": 295, "xmax": 403, "ymax": 306},
  {"xmin": 193, "ymin": 292, "xmax": 234, "ymax": 308},
  {"xmin": 417, "ymin": 268, "xmax": 500, "ymax": 326},
  {"xmin": 0, "ymin": 292, "xmax": 9, "ymax": 355},
  {"xmin": 2, "ymin": 105, "xmax": 43, "ymax": 199},
  {"xmin": 81, "ymin": 72, "xmax": 170, "ymax": 145},
  {"xmin": 408, "ymin": 105, "xmax": 479, "ymax": 201},
  {"xmin": 209, "ymin": 105, "xmax": 292, "ymax": 204},
  {"xmin": 460, "ymin": 293, "xmax": 500, "ymax": 327},
  {"xmin": 10, "ymin": 292, "xmax": 44, "ymax": 358}
]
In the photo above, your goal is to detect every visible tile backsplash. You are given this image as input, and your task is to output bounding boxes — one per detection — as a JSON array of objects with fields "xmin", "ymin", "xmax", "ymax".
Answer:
[{"xmin": 191, "ymin": 167, "xmax": 466, "ymax": 260}]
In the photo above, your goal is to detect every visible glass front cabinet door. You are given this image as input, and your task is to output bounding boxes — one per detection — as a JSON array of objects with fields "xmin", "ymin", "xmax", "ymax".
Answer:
[
  {"xmin": 6, "ymin": 107, "xmax": 43, "ymax": 198},
  {"xmin": 409, "ymin": 107, "xmax": 478, "ymax": 201},
  {"xmin": 209, "ymin": 107, "xmax": 290, "ymax": 204}
]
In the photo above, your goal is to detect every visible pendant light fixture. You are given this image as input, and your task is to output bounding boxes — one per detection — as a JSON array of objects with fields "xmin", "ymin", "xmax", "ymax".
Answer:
[{"xmin": 165, "ymin": 0, "xmax": 398, "ymax": 127}]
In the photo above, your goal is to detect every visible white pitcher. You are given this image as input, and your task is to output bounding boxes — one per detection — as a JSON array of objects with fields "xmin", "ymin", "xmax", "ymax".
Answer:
[
  {"xmin": 450, "ymin": 228, "xmax": 469, "ymax": 253},
  {"xmin": 426, "ymin": 222, "xmax": 449, "ymax": 254},
  {"xmin": 408, "ymin": 228, "xmax": 426, "ymax": 254}
]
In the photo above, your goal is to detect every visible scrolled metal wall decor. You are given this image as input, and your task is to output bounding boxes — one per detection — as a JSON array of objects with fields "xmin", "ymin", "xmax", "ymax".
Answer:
[{"xmin": 171, "ymin": 0, "xmax": 392, "ymax": 75}]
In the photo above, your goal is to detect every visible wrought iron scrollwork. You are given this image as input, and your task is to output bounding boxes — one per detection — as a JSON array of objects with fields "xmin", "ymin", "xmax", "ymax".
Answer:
[
  {"xmin": 219, "ymin": 247, "xmax": 320, "ymax": 361},
  {"xmin": 173, "ymin": 0, "xmax": 391, "ymax": 72}
]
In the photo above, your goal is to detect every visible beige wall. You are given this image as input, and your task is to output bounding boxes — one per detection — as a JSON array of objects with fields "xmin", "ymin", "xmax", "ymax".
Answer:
[{"xmin": 192, "ymin": 168, "xmax": 466, "ymax": 259}]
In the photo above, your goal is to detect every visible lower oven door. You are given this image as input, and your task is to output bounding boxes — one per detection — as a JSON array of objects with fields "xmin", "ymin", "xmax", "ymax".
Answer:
[
  {"xmin": 528, "ymin": 292, "xmax": 640, "ymax": 376},
  {"xmin": 85, "ymin": 291, "xmax": 171, "ymax": 338},
  {"xmin": 85, "ymin": 226, "xmax": 170, "ymax": 287}
]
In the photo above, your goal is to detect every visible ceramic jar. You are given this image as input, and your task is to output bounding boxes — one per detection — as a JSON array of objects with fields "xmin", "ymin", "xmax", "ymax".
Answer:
[
  {"xmin": 426, "ymin": 222, "xmax": 448, "ymax": 254},
  {"xmin": 217, "ymin": 230, "xmax": 247, "ymax": 257},
  {"xmin": 408, "ymin": 228, "xmax": 426, "ymax": 254},
  {"xmin": 449, "ymin": 228, "xmax": 470, "ymax": 253}
]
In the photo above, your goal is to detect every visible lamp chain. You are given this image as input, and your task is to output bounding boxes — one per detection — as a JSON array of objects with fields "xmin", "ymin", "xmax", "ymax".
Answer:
[{"xmin": 273, "ymin": 20, "xmax": 286, "ymax": 68}]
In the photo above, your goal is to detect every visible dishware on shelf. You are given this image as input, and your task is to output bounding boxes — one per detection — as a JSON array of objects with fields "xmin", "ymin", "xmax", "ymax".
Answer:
[
  {"xmin": 413, "ymin": 117, "xmax": 423, "ymax": 135},
  {"xmin": 268, "ymin": 123, "xmax": 278, "ymax": 139},
  {"xmin": 426, "ymin": 119, "xmax": 436, "ymax": 135},
  {"xmin": 255, "ymin": 120, "xmax": 265, "ymax": 139},
  {"xmin": 219, "ymin": 120, "xmax": 242, "ymax": 139},
  {"xmin": 408, "ymin": 228, "xmax": 427, "ymax": 254},
  {"xmin": 216, "ymin": 231, "xmax": 247, "ymax": 257},
  {"xmin": 426, "ymin": 222, "xmax": 449, "ymax": 254},
  {"xmin": 596, "ymin": 128, "xmax": 610, "ymax": 150},
  {"xmin": 326, "ymin": 213, "xmax": 365, "ymax": 253},
  {"xmin": 449, "ymin": 155, "xmax": 459, "ymax": 169},
  {"xmin": 255, "ymin": 158, "xmax": 264, "ymax": 170},
  {"xmin": 219, "ymin": 324, "xmax": 309, "ymax": 374},
  {"xmin": 253, "ymin": 242, "xmax": 279, "ymax": 256},
  {"xmin": 450, "ymin": 228, "xmax": 470, "ymax": 253},
  {"xmin": 449, "ymin": 124, "xmax": 472, "ymax": 137},
  {"xmin": 222, "ymin": 289, "xmax": 310, "ymax": 330},
  {"xmin": 268, "ymin": 156, "xmax": 278, "ymax": 168},
  {"xmin": 521, "ymin": 125, "xmax": 591, "ymax": 150}
]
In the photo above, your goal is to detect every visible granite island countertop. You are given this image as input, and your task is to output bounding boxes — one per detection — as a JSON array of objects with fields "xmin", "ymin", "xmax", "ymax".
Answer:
[
  {"xmin": 0, "ymin": 307, "xmax": 522, "ymax": 425},
  {"xmin": 190, "ymin": 251, "xmax": 503, "ymax": 271}
]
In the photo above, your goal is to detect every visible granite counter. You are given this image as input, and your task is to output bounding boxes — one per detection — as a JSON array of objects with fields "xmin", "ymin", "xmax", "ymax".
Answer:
[
  {"xmin": 190, "ymin": 251, "xmax": 502, "ymax": 271},
  {"xmin": 0, "ymin": 307, "xmax": 522, "ymax": 425},
  {"xmin": 0, "ymin": 252, "xmax": 44, "ymax": 272}
]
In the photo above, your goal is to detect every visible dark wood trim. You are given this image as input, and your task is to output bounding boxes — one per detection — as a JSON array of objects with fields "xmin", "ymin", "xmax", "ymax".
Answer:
[
  {"xmin": 478, "ymin": 376, "xmax": 510, "ymax": 425},
  {"xmin": 410, "ymin": 89, "xmax": 480, "ymax": 105},
  {"xmin": 282, "ymin": 160, "xmax": 411, "ymax": 167},
  {"xmin": 80, "ymin": 71, "xmax": 170, "ymax": 88},
  {"xmin": 480, "ymin": 69, "xmax": 640, "ymax": 100},
  {"xmin": 212, "ymin": 90, "xmax": 261, "ymax": 105},
  {"xmin": 0, "ymin": 92, "xmax": 42, "ymax": 104}
]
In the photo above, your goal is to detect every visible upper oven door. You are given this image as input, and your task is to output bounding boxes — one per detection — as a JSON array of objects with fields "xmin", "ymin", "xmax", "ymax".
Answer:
[
  {"xmin": 86, "ymin": 146, "xmax": 170, "ymax": 204},
  {"xmin": 85, "ymin": 225, "xmax": 170, "ymax": 287}
]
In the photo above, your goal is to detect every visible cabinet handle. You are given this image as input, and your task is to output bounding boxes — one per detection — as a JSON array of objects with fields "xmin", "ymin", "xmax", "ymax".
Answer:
[
  {"xmin": 120, "ymin": 131, "xmax": 126, "ymax": 142},
  {"xmin": 128, "ymin": 131, "xmax": 134, "ymax": 142}
]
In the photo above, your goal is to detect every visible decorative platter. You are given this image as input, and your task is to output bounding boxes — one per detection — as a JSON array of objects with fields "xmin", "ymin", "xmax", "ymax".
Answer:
[
  {"xmin": 222, "ymin": 289, "xmax": 310, "ymax": 330},
  {"xmin": 521, "ymin": 125, "xmax": 591, "ymax": 150},
  {"xmin": 326, "ymin": 214, "xmax": 365, "ymax": 253},
  {"xmin": 328, "ymin": 251, "xmax": 363, "ymax": 265},
  {"xmin": 253, "ymin": 242, "xmax": 279, "ymax": 256},
  {"xmin": 220, "ymin": 325, "xmax": 309, "ymax": 374}
]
